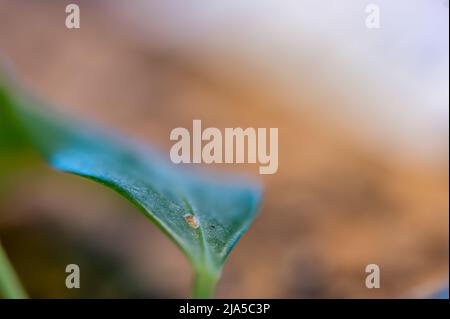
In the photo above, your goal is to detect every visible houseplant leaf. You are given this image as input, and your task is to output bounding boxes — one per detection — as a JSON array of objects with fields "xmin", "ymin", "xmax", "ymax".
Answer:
[
  {"xmin": 0, "ymin": 241, "xmax": 27, "ymax": 299},
  {"xmin": 0, "ymin": 69, "xmax": 262, "ymax": 298}
]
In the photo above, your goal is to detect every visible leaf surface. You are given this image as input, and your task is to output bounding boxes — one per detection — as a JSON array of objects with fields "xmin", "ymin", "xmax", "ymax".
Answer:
[{"xmin": 0, "ymin": 72, "xmax": 262, "ymax": 296}]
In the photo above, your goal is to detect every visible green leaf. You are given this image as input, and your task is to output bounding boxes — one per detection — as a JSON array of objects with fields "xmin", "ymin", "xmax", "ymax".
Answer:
[
  {"xmin": 0, "ymin": 70, "xmax": 262, "ymax": 298},
  {"xmin": 0, "ymin": 241, "xmax": 28, "ymax": 299}
]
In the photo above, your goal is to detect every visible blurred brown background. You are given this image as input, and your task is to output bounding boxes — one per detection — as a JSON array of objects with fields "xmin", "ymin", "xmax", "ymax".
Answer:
[{"xmin": 0, "ymin": 0, "xmax": 448, "ymax": 298}]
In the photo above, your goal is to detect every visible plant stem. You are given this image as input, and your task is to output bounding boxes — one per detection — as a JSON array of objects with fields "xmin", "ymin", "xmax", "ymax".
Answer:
[
  {"xmin": 0, "ymin": 241, "xmax": 27, "ymax": 299},
  {"xmin": 192, "ymin": 266, "xmax": 220, "ymax": 299}
]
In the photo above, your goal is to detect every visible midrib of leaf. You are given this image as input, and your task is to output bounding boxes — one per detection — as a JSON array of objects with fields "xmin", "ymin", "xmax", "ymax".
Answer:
[{"xmin": 179, "ymin": 195, "xmax": 217, "ymax": 268}]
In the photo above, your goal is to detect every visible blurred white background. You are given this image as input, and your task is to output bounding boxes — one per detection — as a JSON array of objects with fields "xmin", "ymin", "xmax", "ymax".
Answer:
[{"xmin": 111, "ymin": 0, "xmax": 449, "ymax": 167}]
